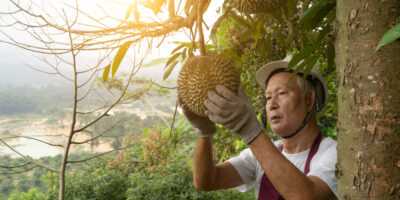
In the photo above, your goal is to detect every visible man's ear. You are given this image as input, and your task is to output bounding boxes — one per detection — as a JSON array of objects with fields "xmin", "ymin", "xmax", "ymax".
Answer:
[{"xmin": 307, "ymin": 90, "xmax": 316, "ymax": 111}]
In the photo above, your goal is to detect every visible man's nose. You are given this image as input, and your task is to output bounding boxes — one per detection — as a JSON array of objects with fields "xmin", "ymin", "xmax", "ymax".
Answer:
[{"xmin": 267, "ymin": 96, "xmax": 278, "ymax": 111}]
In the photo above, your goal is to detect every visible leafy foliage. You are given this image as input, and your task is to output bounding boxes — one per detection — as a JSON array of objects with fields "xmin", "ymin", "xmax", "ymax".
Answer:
[
  {"xmin": 27, "ymin": 116, "xmax": 254, "ymax": 200},
  {"xmin": 8, "ymin": 188, "xmax": 45, "ymax": 200},
  {"xmin": 208, "ymin": 0, "xmax": 337, "ymax": 139},
  {"xmin": 0, "ymin": 153, "xmax": 93, "ymax": 200},
  {"xmin": 376, "ymin": 20, "xmax": 400, "ymax": 51}
]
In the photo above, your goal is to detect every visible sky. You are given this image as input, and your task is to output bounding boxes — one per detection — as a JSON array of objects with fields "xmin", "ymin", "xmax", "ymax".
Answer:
[{"xmin": 0, "ymin": 0, "xmax": 223, "ymax": 86}]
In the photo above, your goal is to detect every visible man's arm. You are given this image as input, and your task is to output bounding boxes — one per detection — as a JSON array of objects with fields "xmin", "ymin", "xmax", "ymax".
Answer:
[
  {"xmin": 249, "ymin": 132, "xmax": 335, "ymax": 200},
  {"xmin": 193, "ymin": 136, "xmax": 244, "ymax": 191}
]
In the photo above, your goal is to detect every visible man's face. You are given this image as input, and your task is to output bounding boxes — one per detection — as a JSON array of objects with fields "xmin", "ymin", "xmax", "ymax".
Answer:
[{"xmin": 265, "ymin": 72, "xmax": 309, "ymax": 137}]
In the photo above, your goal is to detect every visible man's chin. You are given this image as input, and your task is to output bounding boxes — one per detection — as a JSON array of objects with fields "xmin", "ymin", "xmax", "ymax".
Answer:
[{"xmin": 270, "ymin": 127, "xmax": 291, "ymax": 138}]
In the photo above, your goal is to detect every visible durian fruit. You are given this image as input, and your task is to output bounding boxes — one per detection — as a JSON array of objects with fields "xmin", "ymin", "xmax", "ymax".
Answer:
[
  {"xmin": 228, "ymin": 0, "xmax": 285, "ymax": 14},
  {"xmin": 178, "ymin": 55, "xmax": 240, "ymax": 117}
]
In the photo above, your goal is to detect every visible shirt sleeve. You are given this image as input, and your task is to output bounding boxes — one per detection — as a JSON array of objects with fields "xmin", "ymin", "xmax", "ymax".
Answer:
[
  {"xmin": 227, "ymin": 148, "xmax": 257, "ymax": 192},
  {"xmin": 307, "ymin": 139, "xmax": 338, "ymax": 198}
]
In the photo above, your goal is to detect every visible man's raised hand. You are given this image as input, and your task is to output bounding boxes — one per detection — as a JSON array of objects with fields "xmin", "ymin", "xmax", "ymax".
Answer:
[{"xmin": 204, "ymin": 85, "xmax": 263, "ymax": 144}]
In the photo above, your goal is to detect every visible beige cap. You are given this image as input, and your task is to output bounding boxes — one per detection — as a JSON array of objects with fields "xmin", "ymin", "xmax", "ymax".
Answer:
[{"xmin": 255, "ymin": 55, "xmax": 328, "ymax": 113}]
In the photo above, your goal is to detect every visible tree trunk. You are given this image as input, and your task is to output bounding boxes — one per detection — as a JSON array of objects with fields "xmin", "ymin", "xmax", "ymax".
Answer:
[{"xmin": 335, "ymin": 0, "xmax": 400, "ymax": 199}]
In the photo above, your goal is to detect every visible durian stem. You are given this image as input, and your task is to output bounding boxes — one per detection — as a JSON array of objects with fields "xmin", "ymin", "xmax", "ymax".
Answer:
[
  {"xmin": 168, "ymin": 0, "xmax": 175, "ymax": 18},
  {"xmin": 197, "ymin": 0, "xmax": 206, "ymax": 56}
]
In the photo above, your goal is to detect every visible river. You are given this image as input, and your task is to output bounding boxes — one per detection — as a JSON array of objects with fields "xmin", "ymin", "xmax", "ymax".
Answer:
[
  {"xmin": 0, "ymin": 131, "xmax": 62, "ymax": 159},
  {"xmin": 0, "ymin": 117, "xmax": 113, "ymax": 159}
]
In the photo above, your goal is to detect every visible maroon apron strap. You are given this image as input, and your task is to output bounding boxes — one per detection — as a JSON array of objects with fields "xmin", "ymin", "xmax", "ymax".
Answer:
[
  {"xmin": 258, "ymin": 174, "xmax": 284, "ymax": 200},
  {"xmin": 304, "ymin": 134, "xmax": 322, "ymax": 175},
  {"xmin": 258, "ymin": 134, "xmax": 322, "ymax": 200}
]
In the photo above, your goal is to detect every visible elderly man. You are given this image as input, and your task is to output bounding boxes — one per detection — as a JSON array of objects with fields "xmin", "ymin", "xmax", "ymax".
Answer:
[{"xmin": 180, "ymin": 56, "xmax": 337, "ymax": 200}]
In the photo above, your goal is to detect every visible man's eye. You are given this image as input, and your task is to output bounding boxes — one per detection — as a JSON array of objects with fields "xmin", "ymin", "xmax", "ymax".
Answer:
[
  {"xmin": 266, "ymin": 97, "xmax": 271, "ymax": 101},
  {"xmin": 279, "ymin": 92, "xmax": 287, "ymax": 95}
]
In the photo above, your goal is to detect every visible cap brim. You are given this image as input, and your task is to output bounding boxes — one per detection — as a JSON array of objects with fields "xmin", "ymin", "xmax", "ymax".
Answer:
[{"xmin": 256, "ymin": 60, "xmax": 289, "ymax": 89}]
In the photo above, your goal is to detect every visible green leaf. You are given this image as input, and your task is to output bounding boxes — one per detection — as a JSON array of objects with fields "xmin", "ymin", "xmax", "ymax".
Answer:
[
  {"xmin": 253, "ymin": 20, "xmax": 263, "ymax": 49},
  {"xmin": 299, "ymin": 1, "xmax": 325, "ymax": 24},
  {"xmin": 302, "ymin": 54, "xmax": 319, "ymax": 79},
  {"xmin": 163, "ymin": 61, "xmax": 178, "ymax": 80},
  {"xmin": 182, "ymin": 48, "xmax": 187, "ymax": 60},
  {"xmin": 298, "ymin": 0, "xmax": 335, "ymax": 30},
  {"xmin": 376, "ymin": 23, "xmax": 400, "ymax": 51},
  {"xmin": 210, "ymin": 11, "xmax": 230, "ymax": 38},
  {"xmin": 317, "ymin": 25, "xmax": 331, "ymax": 42},
  {"xmin": 164, "ymin": 52, "xmax": 181, "ymax": 69},
  {"xmin": 230, "ymin": 11, "xmax": 251, "ymax": 29},
  {"xmin": 287, "ymin": 44, "xmax": 317, "ymax": 70},
  {"xmin": 102, "ymin": 64, "xmax": 111, "ymax": 82},
  {"xmin": 141, "ymin": 57, "xmax": 169, "ymax": 68},
  {"xmin": 125, "ymin": 4, "xmax": 134, "ymax": 20},
  {"xmin": 202, "ymin": 0, "xmax": 211, "ymax": 14},
  {"xmin": 171, "ymin": 41, "xmax": 215, "ymax": 49},
  {"xmin": 171, "ymin": 44, "xmax": 185, "ymax": 54},
  {"xmin": 205, "ymin": 44, "xmax": 216, "ymax": 51},
  {"xmin": 112, "ymin": 40, "xmax": 133, "ymax": 79},
  {"xmin": 288, "ymin": 58, "xmax": 307, "ymax": 81},
  {"xmin": 188, "ymin": 46, "xmax": 193, "ymax": 57},
  {"xmin": 327, "ymin": 43, "xmax": 335, "ymax": 71},
  {"xmin": 289, "ymin": 55, "xmax": 318, "ymax": 81},
  {"xmin": 142, "ymin": 127, "xmax": 150, "ymax": 139}
]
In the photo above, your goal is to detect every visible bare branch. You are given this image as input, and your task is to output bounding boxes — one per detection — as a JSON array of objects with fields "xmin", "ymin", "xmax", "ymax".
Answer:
[
  {"xmin": 150, "ymin": 79, "xmax": 177, "ymax": 89},
  {"xmin": 0, "ymin": 165, "xmax": 38, "ymax": 175},
  {"xmin": 23, "ymin": 62, "xmax": 58, "ymax": 75},
  {"xmin": 71, "ymin": 117, "xmax": 126, "ymax": 144},
  {"xmin": 76, "ymin": 103, "xmax": 111, "ymax": 115},
  {"xmin": 0, "ymin": 162, "xmax": 32, "ymax": 169},
  {"xmin": 77, "ymin": 68, "xmax": 98, "ymax": 89},
  {"xmin": 0, "ymin": 138, "xmax": 59, "ymax": 173},
  {"xmin": 11, "ymin": 134, "xmax": 67, "ymax": 138},
  {"xmin": 1, "ymin": 135, "xmax": 65, "ymax": 148},
  {"xmin": 74, "ymin": 57, "xmax": 145, "ymax": 133},
  {"xmin": 35, "ymin": 55, "xmax": 74, "ymax": 81},
  {"xmin": 67, "ymin": 145, "xmax": 134, "ymax": 164},
  {"xmin": 197, "ymin": 0, "xmax": 206, "ymax": 56},
  {"xmin": 63, "ymin": 3, "xmax": 110, "ymax": 30},
  {"xmin": 169, "ymin": 100, "xmax": 179, "ymax": 138}
]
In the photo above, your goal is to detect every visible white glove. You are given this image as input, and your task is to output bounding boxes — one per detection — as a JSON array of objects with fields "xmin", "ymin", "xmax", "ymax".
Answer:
[
  {"xmin": 204, "ymin": 85, "xmax": 263, "ymax": 144},
  {"xmin": 178, "ymin": 98, "xmax": 216, "ymax": 138}
]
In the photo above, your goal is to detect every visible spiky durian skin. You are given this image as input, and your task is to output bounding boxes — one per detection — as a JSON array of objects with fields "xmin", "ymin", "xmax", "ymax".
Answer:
[
  {"xmin": 229, "ymin": 0, "xmax": 285, "ymax": 14},
  {"xmin": 178, "ymin": 56, "xmax": 240, "ymax": 117}
]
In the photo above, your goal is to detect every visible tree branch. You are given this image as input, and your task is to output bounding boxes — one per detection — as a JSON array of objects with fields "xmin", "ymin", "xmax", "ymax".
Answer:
[
  {"xmin": 0, "ymin": 165, "xmax": 38, "ymax": 175},
  {"xmin": 150, "ymin": 79, "xmax": 177, "ymax": 89},
  {"xmin": 198, "ymin": 0, "xmax": 206, "ymax": 56},
  {"xmin": 1, "ymin": 135, "xmax": 65, "ymax": 148},
  {"xmin": 0, "ymin": 162, "xmax": 32, "ymax": 169},
  {"xmin": 74, "ymin": 58, "xmax": 144, "ymax": 133},
  {"xmin": 71, "ymin": 117, "xmax": 126, "ymax": 144},
  {"xmin": 0, "ymin": 139, "xmax": 58, "ymax": 173},
  {"xmin": 67, "ymin": 145, "xmax": 134, "ymax": 164}
]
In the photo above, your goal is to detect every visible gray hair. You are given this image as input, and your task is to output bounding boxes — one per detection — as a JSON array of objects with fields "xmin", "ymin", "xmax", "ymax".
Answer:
[
  {"xmin": 265, "ymin": 71, "xmax": 314, "ymax": 99},
  {"xmin": 296, "ymin": 76, "xmax": 314, "ymax": 99}
]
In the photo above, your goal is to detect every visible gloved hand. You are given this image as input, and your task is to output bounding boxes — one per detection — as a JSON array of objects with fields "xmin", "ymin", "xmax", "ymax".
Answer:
[
  {"xmin": 178, "ymin": 98, "xmax": 217, "ymax": 138},
  {"xmin": 204, "ymin": 85, "xmax": 263, "ymax": 144}
]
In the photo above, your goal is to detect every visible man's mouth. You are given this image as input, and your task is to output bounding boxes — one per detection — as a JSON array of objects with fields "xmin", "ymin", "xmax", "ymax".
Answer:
[{"xmin": 270, "ymin": 115, "xmax": 282, "ymax": 123}]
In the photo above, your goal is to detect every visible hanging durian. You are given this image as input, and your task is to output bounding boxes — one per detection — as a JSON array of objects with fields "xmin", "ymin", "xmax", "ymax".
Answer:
[
  {"xmin": 228, "ymin": 0, "xmax": 285, "ymax": 14},
  {"xmin": 177, "ymin": 1, "xmax": 240, "ymax": 117},
  {"xmin": 178, "ymin": 55, "xmax": 240, "ymax": 117}
]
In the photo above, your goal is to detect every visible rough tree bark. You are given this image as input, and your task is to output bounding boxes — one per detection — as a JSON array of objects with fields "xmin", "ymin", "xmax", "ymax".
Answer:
[{"xmin": 336, "ymin": 0, "xmax": 400, "ymax": 199}]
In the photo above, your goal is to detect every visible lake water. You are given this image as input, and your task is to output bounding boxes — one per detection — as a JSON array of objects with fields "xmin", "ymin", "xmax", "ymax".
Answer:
[{"xmin": 0, "ymin": 132, "xmax": 62, "ymax": 159}]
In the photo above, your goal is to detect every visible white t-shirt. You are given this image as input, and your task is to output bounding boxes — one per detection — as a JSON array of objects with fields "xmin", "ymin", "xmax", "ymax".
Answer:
[{"xmin": 227, "ymin": 137, "xmax": 338, "ymax": 198}]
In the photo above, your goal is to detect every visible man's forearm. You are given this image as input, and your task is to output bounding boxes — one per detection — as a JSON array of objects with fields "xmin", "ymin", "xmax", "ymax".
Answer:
[
  {"xmin": 249, "ymin": 132, "xmax": 318, "ymax": 200},
  {"xmin": 193, "ymin": 136, "xmax": 216, "ymax": 191}
]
